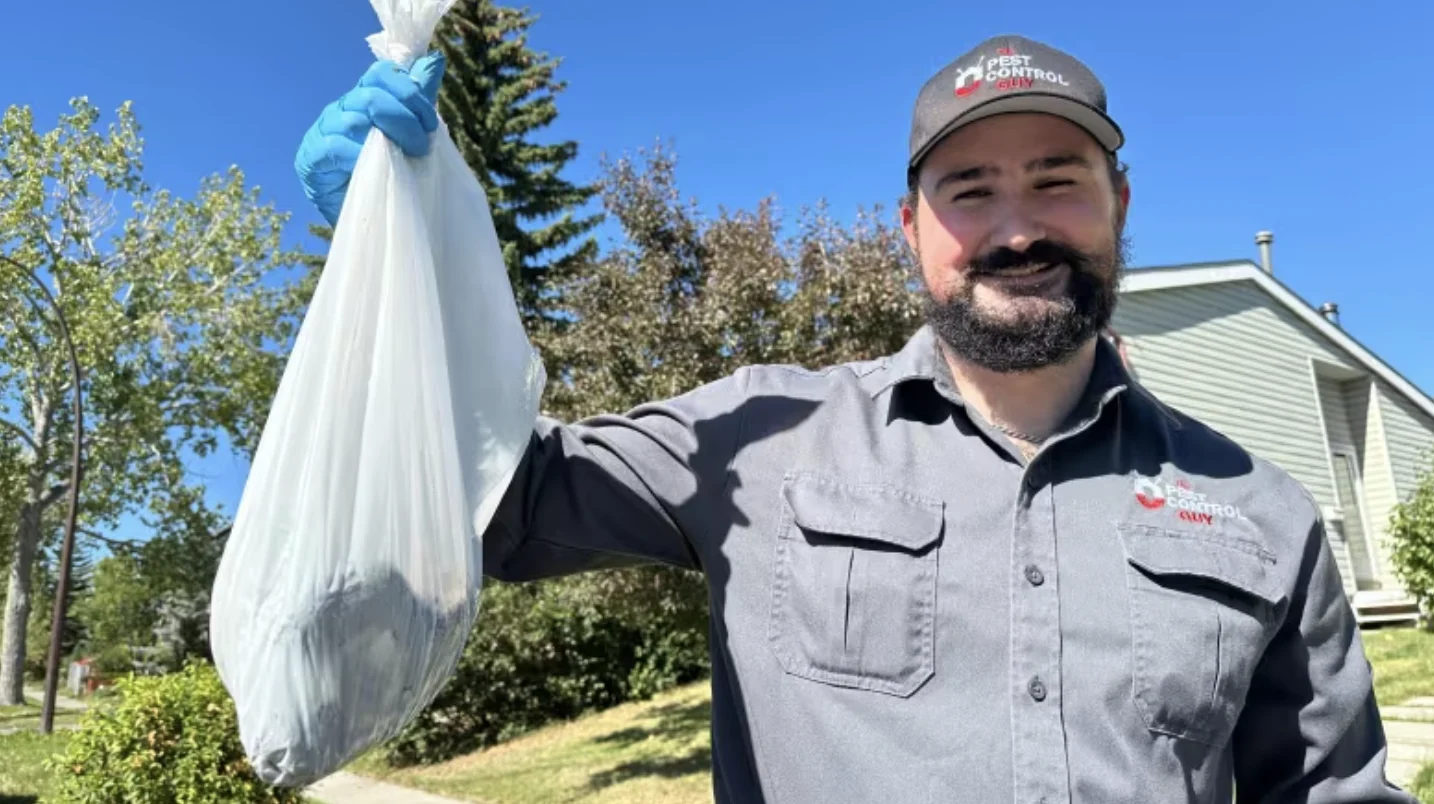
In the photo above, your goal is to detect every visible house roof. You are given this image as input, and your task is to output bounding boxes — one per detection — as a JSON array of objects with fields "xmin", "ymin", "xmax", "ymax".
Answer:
[{"xmin": 1118, "ymin": 260, "xmax": 1434, "ymax": 422}]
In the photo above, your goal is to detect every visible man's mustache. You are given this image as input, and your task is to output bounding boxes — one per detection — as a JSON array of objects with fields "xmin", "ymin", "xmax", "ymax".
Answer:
[{"xmin": 968, "ymin": 239, "xmax": 1091, "ymax": 276}]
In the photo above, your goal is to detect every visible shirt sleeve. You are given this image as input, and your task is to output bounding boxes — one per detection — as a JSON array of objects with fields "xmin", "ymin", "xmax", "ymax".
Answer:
[
  {"xmin": 481, "ymin": 367, "xmax": 751, "ymax": 582},
  {"xmin": 1231, "ymin": 516, "xmax": 1417, "ymax": 803}
]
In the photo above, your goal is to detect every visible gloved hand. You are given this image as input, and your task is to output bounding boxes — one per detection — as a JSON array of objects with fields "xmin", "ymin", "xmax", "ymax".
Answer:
[{"xmin": 295, "ymin": 52, "xmax": 446, "ymax": 226}]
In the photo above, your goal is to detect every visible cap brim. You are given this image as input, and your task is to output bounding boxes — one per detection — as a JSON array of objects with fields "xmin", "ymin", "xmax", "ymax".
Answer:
[{"xmin": 910, "ymin": 93, "xmax": 1124, "ymax": 172}]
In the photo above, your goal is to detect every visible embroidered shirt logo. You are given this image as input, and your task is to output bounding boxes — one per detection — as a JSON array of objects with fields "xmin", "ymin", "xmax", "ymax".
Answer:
[
  {"xmin": 1134, "ymin": 477, "xmax": 1166, "ymax": 509},
  {"xmin": 1132, "ymin": 475, "xmax": 1247, "ymax": 525}
]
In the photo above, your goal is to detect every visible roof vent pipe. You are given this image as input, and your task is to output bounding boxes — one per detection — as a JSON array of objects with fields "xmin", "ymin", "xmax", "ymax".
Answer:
[
  {"xmin": 1255, "ymin": 230, "xmax": 1274, "ymax": 274},
  {"xmin": 1319, "ymin": 302, "xmax": 1340, "ymax": 327}
]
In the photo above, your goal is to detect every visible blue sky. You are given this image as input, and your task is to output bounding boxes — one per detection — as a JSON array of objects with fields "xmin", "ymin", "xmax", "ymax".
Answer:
[{"xmin": 8, "ymin": 0, "xmax": 1433, "ymax": 536}]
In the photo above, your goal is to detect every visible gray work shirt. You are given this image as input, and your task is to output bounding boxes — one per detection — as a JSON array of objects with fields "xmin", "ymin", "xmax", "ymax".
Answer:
[{"xmin": 484, "ymin": 325, "xmax": 1414, "ymax": 803}]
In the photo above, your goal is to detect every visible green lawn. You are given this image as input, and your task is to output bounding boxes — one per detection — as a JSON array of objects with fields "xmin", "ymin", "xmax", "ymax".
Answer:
[
  {"xmin": 1365, "ymin": 627, "xmax": 1434, "ymax": 706},
  {"xmin": 0, "ymin": 701, "xmax": 85, "ymax": 733},
  {"xmin": 350, "ymin": 682, "xmax": 715, "ymax": 804},
  {"xmin": 0, "ymin": 730, "xmax": 70, "ymax": 803},
  {"xmin": 1413, "ymin": 763, "xmax": 1434, "ymax": 803}
]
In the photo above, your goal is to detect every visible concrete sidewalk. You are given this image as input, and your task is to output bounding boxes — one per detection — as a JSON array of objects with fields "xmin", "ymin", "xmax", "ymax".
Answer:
[
  {"xmin": 1382, "ymin": 697, "xmax": 1434, "ymax": 789},
  {"xmin": 22, "ymin": 685, "xmax": 89, "ymax": 710},
  {"xmin": 306, "ymin": 771, "xmax": 475, "ymax": 804}
]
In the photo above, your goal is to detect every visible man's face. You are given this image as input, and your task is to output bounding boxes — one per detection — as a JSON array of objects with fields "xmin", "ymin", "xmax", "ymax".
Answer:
[{"xmin": 901, "ymin": 113, "xmax": 1131, "ymax": 373}]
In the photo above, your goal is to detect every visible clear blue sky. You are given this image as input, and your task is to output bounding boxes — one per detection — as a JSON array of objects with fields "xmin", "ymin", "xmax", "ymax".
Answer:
[{"xmin": 9, "ymin": 0, "xmax": 1433, "ymax": 535}]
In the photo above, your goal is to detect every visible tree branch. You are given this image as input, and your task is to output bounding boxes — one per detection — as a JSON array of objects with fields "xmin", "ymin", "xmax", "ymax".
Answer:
[
  {"xmin": 78, "ymin": 527, "xmax": 141, "ymax": 550},
  {"xmin": 38, "ymin": 481, "xmax": 68, "ymax": 509},
  {"xmin": 0, "ymin": 417, "xmax": 37, "ymax": 454},
  {"xmin": 1, "ymin": 302, "xmax": 46, "ymax": 367}
]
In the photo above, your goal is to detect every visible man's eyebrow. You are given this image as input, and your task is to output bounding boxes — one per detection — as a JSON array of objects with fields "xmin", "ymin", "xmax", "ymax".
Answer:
[
  {"xmin": 933, "ymin": 165, "xmax": 990, "ymax": 191},
  {"xmin": 1026, "ymin": 153, "xmax": 1093, "ymax": 172},
  {"xmin": 932, "ymin": 153, "xmax": 1094, "ymax": 191}
]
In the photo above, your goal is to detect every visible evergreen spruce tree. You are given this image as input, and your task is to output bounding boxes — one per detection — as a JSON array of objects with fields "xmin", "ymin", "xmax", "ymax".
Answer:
[{"xmin": 433, "ymin": 0, "xmax": 600, "ymax": 325}]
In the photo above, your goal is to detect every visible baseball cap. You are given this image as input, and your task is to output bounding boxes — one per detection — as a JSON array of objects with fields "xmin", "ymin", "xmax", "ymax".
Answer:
[{"xmin": 907, "ymin": 34, "xmax": 1124, "ymax": 178}]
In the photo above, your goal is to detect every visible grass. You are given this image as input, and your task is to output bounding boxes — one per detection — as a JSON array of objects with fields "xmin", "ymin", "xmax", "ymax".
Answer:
[
  {"xmin": 0, "ymin": 701, "xmax": 85, "ymax": 733},
  {"xmin": 0, "ymin": 730, "xmax": 70, "ymax": 803},
  {"xmin": 1364, "ymin": 627, "xmax": 1434, "ymax": 706},
  {"xmin": 351, "ymin": 682, "xmax": 715, "ymax": 804},
  {"xmin": 1412, "ymin": 762, "xmax": 1434, "ymax": 803}
]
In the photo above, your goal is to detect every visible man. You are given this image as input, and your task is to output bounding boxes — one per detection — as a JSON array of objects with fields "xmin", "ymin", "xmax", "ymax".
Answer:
[{"xmin": 296, "ymin": 33, "xmax": 1414, "ymax": 803}]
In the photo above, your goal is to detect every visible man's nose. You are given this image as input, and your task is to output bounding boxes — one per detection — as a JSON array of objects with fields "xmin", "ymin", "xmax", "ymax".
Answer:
[{"xmin": 989, "ymin": 202, "xmax": 1045, "ymax": 253}]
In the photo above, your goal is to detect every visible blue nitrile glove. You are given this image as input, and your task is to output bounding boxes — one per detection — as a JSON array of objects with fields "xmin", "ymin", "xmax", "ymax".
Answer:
[{"xmin": 295, "ymin": 52, "xmax": 446, "ymax": 226}]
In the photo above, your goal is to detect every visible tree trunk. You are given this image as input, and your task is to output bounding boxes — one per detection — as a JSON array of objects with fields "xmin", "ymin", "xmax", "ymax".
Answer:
[{"xmin": 0, "ymin": 504, "xmax": 40, "ymax": 706}]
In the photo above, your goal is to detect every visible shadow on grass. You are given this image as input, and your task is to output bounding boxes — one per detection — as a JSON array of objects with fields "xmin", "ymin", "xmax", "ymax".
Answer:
[
  {"xmin": 593, "ymin": 698, "xmax": 712, "ymax": 749},
  {"xmin": 0, "ymin": 796, "xmax": 40, "ymax": 803},
  {"xmin": 585, "ymin": 697, "xmax": 713, "ymax": 792}
]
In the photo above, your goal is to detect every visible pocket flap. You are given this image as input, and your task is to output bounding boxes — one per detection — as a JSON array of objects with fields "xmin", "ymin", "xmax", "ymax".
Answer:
[
  {"xmin": 782, "ymin": 473, "xmax": 944, "ymax": 552},
  {"xmin": 1119, "ymin": 524, "xmax": 1282, "ymax": 605}
]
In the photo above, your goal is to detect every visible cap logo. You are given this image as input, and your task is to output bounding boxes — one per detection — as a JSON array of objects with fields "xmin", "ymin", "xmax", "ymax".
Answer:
[{"xmin": 952, "ymin": 45, "xmax": 1072, "ymax": 98}]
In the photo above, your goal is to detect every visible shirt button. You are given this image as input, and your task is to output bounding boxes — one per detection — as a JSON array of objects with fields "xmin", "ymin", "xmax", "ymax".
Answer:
[
  {"xmin": 1028, "ymin": 677, "xmax": 1047, "ymax": 702},
  {"xmin": 1024, "ymin": 565, "xmax": 1045, "ymax": 586}
]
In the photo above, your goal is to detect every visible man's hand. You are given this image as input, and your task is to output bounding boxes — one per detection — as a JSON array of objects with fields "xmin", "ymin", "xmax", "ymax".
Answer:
[{"xmin": 294, "ymin": 52, "xmax": 446, "ymax": 225}]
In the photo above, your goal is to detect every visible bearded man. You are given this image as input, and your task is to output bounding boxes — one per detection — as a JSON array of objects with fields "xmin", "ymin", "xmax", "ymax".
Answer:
[{"xmin": 295, "ymin": 32, "xmax": 1412, "ymax": 804}]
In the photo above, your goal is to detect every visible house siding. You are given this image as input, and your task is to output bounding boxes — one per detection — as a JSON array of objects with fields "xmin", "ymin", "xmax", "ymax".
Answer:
[
  {"xmin": 1112, "ymin": 280, "xmax": 1366, "ymax": 590},
  {"xmin": 1113, "ymin": 272, "xmax": 1434, "ymax": 600},
  {"xmin": 1380, "ymin": 383, "xmax": 1434, "ymax": 502},
  {"xmin": 1319, "ymin": 376, "xmax": 1356, "ymax": 449},
  {"xmin": 1112, "ymin": 280, "xmax": 1353, "ymax": 513},
  {"xmin": 1361, "ymin": 390, "xmax": 1400, "ymax": 586},
  {"xmin": 1318, "ymin": 375, "xmax": 1377, "ymax": 587}
]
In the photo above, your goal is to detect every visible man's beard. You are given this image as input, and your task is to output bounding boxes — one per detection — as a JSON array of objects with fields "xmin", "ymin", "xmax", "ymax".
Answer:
[{"xmin": 920, "ymin": 233, "xmax": 1129, "ymax": 373}]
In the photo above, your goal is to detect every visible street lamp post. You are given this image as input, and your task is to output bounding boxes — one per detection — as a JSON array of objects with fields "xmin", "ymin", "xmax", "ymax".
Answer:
[{"xmin": 0, "ymin": 255, "xmax": 84, "ymax": 734}]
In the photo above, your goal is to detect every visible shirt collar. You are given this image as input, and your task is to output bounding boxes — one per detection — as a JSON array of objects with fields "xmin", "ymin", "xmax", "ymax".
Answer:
[{"xmin": 870, "ymin": 324, "xmax": 1135, "ymax": 416}]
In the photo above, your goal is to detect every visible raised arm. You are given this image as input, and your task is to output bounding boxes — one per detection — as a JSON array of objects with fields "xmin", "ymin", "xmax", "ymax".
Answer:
[{"xmin": 483, "ymin": 368, "xmax": 752, "ymax": 581}]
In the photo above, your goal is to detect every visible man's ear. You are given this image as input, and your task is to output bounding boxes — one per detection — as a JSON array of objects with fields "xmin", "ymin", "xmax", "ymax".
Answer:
[
  {"xmin": 1116, "ymin": 180, "xmax": 1131, "ymax": 231},
  {"xmin": 900, "ymin": 197, "xmax": 919, "ymax": 255}
]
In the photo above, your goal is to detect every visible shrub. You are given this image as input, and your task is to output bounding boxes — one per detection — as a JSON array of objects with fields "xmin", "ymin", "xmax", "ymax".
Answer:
[
  {"xmin": 1390, "ymin": 456, "xmax": 1434, "ymax": 630},
  {"xmin": 48, "ymin": 661, "xmax": 301, "ymax": 803},
  {"xmin": 382, "ymin": 568, "xmax": 710, "ymax": 766}
]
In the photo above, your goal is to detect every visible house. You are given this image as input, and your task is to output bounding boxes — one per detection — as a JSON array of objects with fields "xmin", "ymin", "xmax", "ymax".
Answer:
[{"xmin": 1110, "ymin": 233, "xmax": 1434, "ymax": 626}]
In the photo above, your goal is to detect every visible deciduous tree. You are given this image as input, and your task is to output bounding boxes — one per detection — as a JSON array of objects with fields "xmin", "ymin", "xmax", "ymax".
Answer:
[{"xmin": 0, "ymin": 98, "xmax": 312, "ymax": 704}]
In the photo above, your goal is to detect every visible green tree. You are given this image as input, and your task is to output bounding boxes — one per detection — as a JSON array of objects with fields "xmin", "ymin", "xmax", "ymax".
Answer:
[
  {"xmin": 73, "ymin": 553, "xmax": 154, "ymax": 658},
  {"xmin": 22, "ymin": 544, "xmax": 92, "ymax": 681},
  {"xmin": 433, "ymin": 0, "xmax": 601, "ymax": 325},
  {"xmin": 1390, "ymin": 451, "xmax": 1434, "ymax": 630},
  {"xmin": 0, "ymin": 98, "xmax": 313, "ymax": 705},
  {"xmin": 539, "ymin": 145, "xmax": 921, "ymax": 421}
]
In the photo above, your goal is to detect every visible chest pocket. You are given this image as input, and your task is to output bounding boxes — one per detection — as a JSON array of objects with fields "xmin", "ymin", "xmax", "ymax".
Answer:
[
  {"xmin": 1118, "ymin": 524, "xmax": 1284, "ymax": 746},
  {"xmin": 768, "ymin": 472, "xmax": 944, "ymax": 697}
]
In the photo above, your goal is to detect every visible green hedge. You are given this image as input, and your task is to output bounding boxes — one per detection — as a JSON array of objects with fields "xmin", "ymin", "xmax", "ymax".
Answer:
[
  {"xmin": 381, "ymin": 566, "xmax": 710, "ymax": 767},
  {"xmin": 48, "ymin": 662, "xmax": 302, "ymax": 803}
]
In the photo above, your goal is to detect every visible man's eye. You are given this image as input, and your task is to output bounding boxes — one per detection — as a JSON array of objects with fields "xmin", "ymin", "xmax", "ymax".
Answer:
[
  {"xmin": 952, "ymin": 188, "xmax": 991, "ymax": 202},
  {"xmin": 1036, "ymin": 179, "xmax": 1076, "ymax": 190}
]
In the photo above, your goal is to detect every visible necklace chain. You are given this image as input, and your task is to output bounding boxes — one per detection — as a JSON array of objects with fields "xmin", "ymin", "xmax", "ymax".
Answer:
[{"xmin": 991, "ymin": 419, "xmax": 1048, "ymax": 445}]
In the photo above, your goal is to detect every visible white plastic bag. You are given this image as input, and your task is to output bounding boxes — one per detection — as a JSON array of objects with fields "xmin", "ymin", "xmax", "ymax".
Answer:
[{"xmin": 209, "ymin": 0, "xmax": 545, "ymax": 787}]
